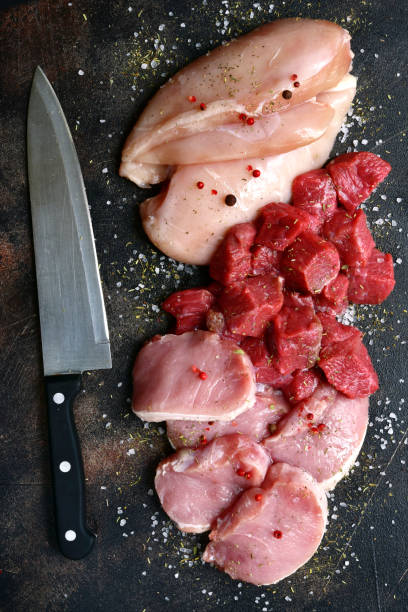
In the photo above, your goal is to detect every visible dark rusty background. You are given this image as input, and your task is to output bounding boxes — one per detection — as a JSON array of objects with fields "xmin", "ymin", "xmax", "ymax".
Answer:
[{"xmin": 1, "ymin": 1, "xmax": 407, "ymax": 610}]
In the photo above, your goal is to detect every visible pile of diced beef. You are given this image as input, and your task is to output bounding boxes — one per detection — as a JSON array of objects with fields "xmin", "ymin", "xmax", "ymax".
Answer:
[{"xmin": 162, "ymin": 152, "xmax": 394, "ymax": 403}]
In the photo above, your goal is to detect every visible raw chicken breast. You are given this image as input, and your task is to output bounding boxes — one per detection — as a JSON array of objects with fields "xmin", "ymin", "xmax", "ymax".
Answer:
[
  {"xmin": 166, "ymin": 389, "xmax": 290, "ymax": 449},
  {"xmin": 155, "ymin": 434, "xmax": 270, "ymax": 533},
  {"xmin": 203, "ymin": 462, "xmax": 327, "ymax": 585},
  {"xmin": 140, "ymin": 74, "xmax": 356, "ymax": 264},
  {"xmin": 132, "ymin": 330, "xmax": 256, "ymax": 422},
  {"xmin": 262, "ymin": 383, "xmax": 369, "ymax": 490},
  {"xmin": 120, "ymin": 18, "xmax": 352, "ymax": 183}
]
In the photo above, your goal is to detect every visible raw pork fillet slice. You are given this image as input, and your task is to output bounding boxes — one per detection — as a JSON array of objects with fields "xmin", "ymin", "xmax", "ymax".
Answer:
[
  {"xmin": 263, "ymin": 383, "xmax": 369, "ymax": 490},
  {"xmin": 132, "ymin": 331, "xmax": 256, "ymax": 422},
  {"xmin": 203, "ymin": 463, "xmax": 327, "ymax": 585},
  {"xmin": 155, "ymin": 434, "xmax": 270, "ymax": 533},
  {"xmin": 166, "ymin": 390, "xmax": 290, "ymax": 449}
]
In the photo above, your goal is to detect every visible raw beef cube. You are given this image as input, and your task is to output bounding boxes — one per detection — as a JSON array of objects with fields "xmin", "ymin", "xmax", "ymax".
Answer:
[
  {"xmin": 255, "ymin": 364, "xmax": 294, "ymax": 387},
  {"xmin": 250, "ymin": 245, "xmax": 280, "ymax": 276},
  {"xmin": 280, "ymin": 232, "xmax": 340, "ymax": 294},
  {"xmin": 240, "ymin": 336, "xmax": 270, "ymax": 367},
  {"xmin": 314, "ymin": 273, "xmax": 349, "ymax": 315},
  {"xmin": 292, "ymin": 169, "xmax": 337, "ymax": 229},
  {"xmin": 317, "ymin": 312, "xmax": 362, "ymax": 348},
  {"xmin": 326, "ymin": 152, "xmax": 391, "ymax": 212},
  {"xmin": 323, "ymin": 209, "xmax": 375, "ymax": 267},
  {"xmin": 219, "ymin": 275, "xmax": 284, "ymax": 337},
  {"xmin": 210, "ymin": 223, "xmax": 256, "ymax": 285},
  {"xmin": 319, "ymin": 335, "xmax": 379, "ymax": 398},
  {"xmin": 347, "ymin": 248, "xmax": 395, "ymax": 304},
  {"xmin": 162, "ymin": 288, "xmax": 215, "ymax": 334},
  {"xmin": 283, "ymin": 368, "xmax": 320, "ymax": 404},
  {"xmin": 255, "ymin": 202, "xmax": 309, "ymax": 251},
  {"xmin": 267, "ymin": 292, "xmax": 322, "ymax": 375}
]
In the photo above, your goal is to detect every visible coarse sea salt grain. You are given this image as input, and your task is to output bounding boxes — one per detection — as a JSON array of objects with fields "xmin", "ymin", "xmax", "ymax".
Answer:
[{"xmin": 78, "ymin": 69, "xmax": 84, "ymax": 76}]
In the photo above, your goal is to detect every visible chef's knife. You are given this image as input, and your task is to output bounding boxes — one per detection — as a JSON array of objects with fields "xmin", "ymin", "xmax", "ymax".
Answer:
[{"xmin": 27, "ymin": 67, "xmax": 112, "ymax": 560}]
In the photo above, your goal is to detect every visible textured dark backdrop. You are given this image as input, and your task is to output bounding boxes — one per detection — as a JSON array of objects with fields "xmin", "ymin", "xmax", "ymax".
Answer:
[{"xmin": 0, "ymin": 1, "xmax": 407, "ymax": 610}]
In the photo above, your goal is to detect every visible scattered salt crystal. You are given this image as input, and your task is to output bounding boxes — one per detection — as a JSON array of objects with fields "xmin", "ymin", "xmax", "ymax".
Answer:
[
  {"xmin": 127, "ymin": 448, "xmax": 135, "ymax": 456},
  {"xmin": 78, "ymin": 69, "xmax": 84, "ymax": 76},
  {"xmin": 120, "ymin": 519, "xmax": 127, "ymax": 526},
  {"xmin": 102, "ymin": 167, "xmax": 108, "ymax": 174},
  {"xmin": 148, "ymin": 489, "xmax": 154, "ymax": 496}
]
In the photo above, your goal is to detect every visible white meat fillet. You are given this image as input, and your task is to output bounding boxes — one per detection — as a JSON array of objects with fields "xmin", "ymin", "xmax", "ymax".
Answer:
[
  {"xmin": 166, "ymin": 389, "xmax": 290, "ymax": 449},
  {"xmin": 262, "ymin": 383, "xmax": 369, "ymax": 490},
  {"xmin": 155, "ymin": 434, "xmax": 270, "ymax": 533},
  {"xmin": 120, "ymin": 18, "xmax": 352, "ymax": 181},
  {"xmin": 132, "ymin": 330, "xmax": 256, "ymax": 422},
  {"xmin": 202, "ymin": 462, "xmax": 327, "ymax": 585}
]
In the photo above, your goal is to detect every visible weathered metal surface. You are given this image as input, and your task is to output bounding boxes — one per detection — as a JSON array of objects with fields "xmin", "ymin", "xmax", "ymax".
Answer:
[{"xmin": 0, "ymin": 1, "xmax": 407, "ymax": 610}]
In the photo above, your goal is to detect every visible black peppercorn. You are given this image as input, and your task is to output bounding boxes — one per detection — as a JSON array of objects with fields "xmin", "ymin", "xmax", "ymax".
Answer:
[
  {"xmin": 224, "ymin": 194, "xmax": 237, "ymax": 206},
  {"xmin": 282, "ymin": 89, "xmax": 292, "ymax": 99}
]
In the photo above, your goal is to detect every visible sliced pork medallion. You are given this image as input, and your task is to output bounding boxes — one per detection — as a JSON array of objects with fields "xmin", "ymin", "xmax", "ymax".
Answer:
[
  {"xmin": 167, "ymin": 390, "xmax": 290, "ymax": 450},
  {"xmin": 132, "ymin": 330, "xmax": 256, "ymax": 422},
  {"xmin": 203, "ymin": 463, "xmax": 327, "ymax": 585},
  {"xmin": 155, "ymin": 434, "xmax": 270, "ymax": 533},
  {"xmin": 263, "ymin": 383, "xmax": 369, "ymax": 490}
]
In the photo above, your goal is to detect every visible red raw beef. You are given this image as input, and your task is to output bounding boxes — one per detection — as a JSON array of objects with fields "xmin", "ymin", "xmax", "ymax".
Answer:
[
  {"xmin": 280, "ymin": 232, "xmax": 340, "ymax": 294},
  {"xmin": 210, "ymin": 223, "xmax": 256, "ymax": 285},
  {"xmin": 314, "ymin": 273, "xmax": 349, "ymax": 315},
  {"xmin": 266, "ymin": 292, "xmax": 322, "ymax": 375},
  {"xmin": 162, "ymin": 288, "xmax": 215, "ymax": 334},
  {"xmin": 323, "ymin": 209, "xmax": 375, "ymax": 267},
  {"xmin": 219, "ymin": 275, "xmax": 284, "ymax": 337},
  {"xmin": 240, "ymin": 337, "xmax": 293, "ymax": 386},
  {"xmin": 326, "ymin": 152, "xmax": 391, "ymax": 212},
  {"xmin": 292, "ymin": 169, "xmax": 337, "ymax": 230},
  {"xmin": 319, "ymin": 335, "xmax": 379, "ymax": 398},
  {"xmin": 250, "ymin": 245, "xmax": 280, "ymax": 276},
  {"xmin": 255, "ymin": 202, "xmax": 309, "ymax": 251},
  {"xmin": 317, "ymin": 312, "xmax": 362, "ymax": 348},
  {"xmin": 347, "ymin": 248, "xmax": 395, "ymax": 304},
  {"xmin": 206, "ymin": 281, "xmax": 223, "ymax": 296},
  {"xmin": 282, "ymin": 368, "xmax": 320, "ymax": 404}
]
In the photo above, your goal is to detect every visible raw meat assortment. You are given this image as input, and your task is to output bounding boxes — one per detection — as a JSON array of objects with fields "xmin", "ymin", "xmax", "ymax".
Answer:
[
  {"xmin": 155, "ymin": 434, "xmax": 270, "ymax": 533},
  {"xmin": 167, "ymin": 390, "xmax": 290, "ymax": 450},
  {"xmin": 263, "ymin": 383, "xmax": 369, "ymax": 490},
  {"xmin": 202, "ymin": 463, "xmax": 328, "ymax": 585},
  {"xmin": 126, "ymin": 18, "xmax": 397, "ymax": 587},
  {"xmin": 132, "ymin": 330, "xmax": 256, "ymax": 422}
]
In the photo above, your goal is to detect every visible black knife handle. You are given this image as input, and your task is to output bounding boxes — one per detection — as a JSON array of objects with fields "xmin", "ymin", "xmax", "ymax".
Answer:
[{"xmin": 45, "ymin": 374, "xmax": 96, "ymax": 559}]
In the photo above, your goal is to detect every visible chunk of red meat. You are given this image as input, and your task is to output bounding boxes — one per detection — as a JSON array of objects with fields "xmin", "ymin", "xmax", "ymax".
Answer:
[
  {"xmin": 323, "ymin": 209, "xmax": 375, "ymax": 267},
  {"xmin": 266, "ymin": 292, "xmax": 322, "ymax": 375},
  {"xmin": 319, "ymin": 335, "xmax": 379, "ymax": 398},
  {"xmin": 326, "ymin": 152, "xmax": 391, "ymax": 212},
  {"xmin": 250, "ymin": 245, "xmax": 280, "ymax": 276},
  {"xmin": 347, "ymin": 248, "xmax": 395, "ymax": 304},
  {"xmin": 292, "ymin": 169, "xmax": 337, "ymax": 230},
  {"xmin": 206, "ymin": 281, "xmax": 223, "ymax": 296},
  {"xmin": 240, "ymin": 337, "xmax": 292, "ymax": 386},
  {"xmin": 210, "ymin": 223, "xmax": 256, "ymax": 285},
  {"xmin": 280, "ymin": 232, "xmax": 340, "ymax": 294},
  {"xmin": 317, "ymin": 312, "xmax": 362, "ymax": 348},
  {"xmin": 282, "ymin": 368, "xmax": 320, "ymax": 404},
  {"xmin": 255, "ymin": 202, "xmax": 309, "ymax": 251},
  {"xmin": 219, "ymin": 275, "xmax": 284, "ymax": 337},
  {"xmin": 162, "ymin": 288, "xmax": 215, "ymax": 334},
  {"xmin": 314, "ymin": 273, "xmax": 349, "ymax": 315}
]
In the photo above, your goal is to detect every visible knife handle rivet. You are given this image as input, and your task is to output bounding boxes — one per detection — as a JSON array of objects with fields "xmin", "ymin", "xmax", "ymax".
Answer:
[
  {"xmin": 59, "ymin": 461, "xmax": 71, "ymax": 473},
  {"xmin": 53, "ymin": 392, "xmax": 65, "ymax": 404},
  {"xmin": 64, "ymin": 530, "xmax": 77, "ymax": 542}
]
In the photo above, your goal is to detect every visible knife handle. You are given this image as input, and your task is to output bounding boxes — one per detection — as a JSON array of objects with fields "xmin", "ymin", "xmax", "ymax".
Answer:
[{"xmin": 45, "ymin": 374, "xmax": 96, "ymax": 560}]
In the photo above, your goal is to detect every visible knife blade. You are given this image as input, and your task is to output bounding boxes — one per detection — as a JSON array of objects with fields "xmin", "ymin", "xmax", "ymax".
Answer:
[{"xmin": 27, "ymin": 66, "xmax": 112, "ymax": 560}]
